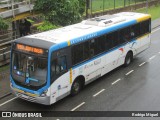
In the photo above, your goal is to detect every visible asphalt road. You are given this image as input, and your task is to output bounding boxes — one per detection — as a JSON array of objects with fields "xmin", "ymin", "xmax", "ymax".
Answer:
[{"xmin": 0, "ymin": 27, "xmax": 160, "ymax": 120}]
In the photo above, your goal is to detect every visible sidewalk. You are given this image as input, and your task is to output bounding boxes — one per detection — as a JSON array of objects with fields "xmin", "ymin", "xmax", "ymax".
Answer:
[
  {"xmin": 0, "ymin": 70, "xmax": 10, "ymax": 98},
  {"xmin": 0, "ymin": 18, "xmax": 160, "ymax": 99},
  {"xmin": 152, "ymin": 18, "xmax": 160, "ymax": 29}
]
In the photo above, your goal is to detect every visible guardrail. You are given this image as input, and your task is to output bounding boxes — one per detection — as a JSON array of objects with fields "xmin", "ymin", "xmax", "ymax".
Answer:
[
  {"xmin": 0, "ymin": 0, "xmax": 34, "ymax": 18},
  {"xmin": 0, "ymin": 46, "xmax": 11, "ymax": 66},
  {"xmin": 0, "ymin": 31, "xmax": 17, "ymax": 46},
  {"xmin": 0, "ymin": 29, "xmax": 40, "ymax": 66}
]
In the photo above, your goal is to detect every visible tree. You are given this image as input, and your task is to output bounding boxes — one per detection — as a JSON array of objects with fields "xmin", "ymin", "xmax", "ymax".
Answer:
[
  {"xmin": 34, "ymin": 0, "xmax": 86, "ymax": 26},
  {"xmin": 0, "ymin": 17, "xmax": 9, "ymax": 31}
]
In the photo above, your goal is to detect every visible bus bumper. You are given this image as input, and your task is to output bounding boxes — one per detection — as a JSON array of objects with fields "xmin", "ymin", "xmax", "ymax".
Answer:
[{"xmin": 10, "ymin": 85, "xmax": 51, "ymax": 105}]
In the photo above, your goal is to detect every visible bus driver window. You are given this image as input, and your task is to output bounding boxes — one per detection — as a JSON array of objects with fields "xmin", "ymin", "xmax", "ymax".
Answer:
[{"xmin": 51, "ymin": 56, "xmax": 67, "ymax": 77}]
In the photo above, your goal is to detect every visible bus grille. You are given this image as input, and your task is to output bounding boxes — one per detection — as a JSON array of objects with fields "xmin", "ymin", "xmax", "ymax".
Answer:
[{"xmin": 17, "ymin": 92, "xmax": 36, "ymax": 102}]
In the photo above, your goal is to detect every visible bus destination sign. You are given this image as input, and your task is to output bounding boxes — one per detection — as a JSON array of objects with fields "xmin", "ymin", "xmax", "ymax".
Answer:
[{"xmin": 16, "ymin": 44, "xmax": 44, "ymax": 54}]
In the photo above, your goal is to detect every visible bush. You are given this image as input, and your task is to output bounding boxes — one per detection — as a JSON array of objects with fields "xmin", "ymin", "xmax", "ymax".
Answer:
[
  {"xmin": 0, "ymin": 17, "xmax": 9, "ymax": 31},
  {"xmin": 37, "ymin": 21, "xmax": 60, "ymax": 31}
]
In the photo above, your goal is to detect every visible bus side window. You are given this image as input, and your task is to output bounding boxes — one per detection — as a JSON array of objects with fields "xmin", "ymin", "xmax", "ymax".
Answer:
[
  {"xmin": 130, "ymin": 23, "xmax": 140, "ymax": 39},
  {"xmin": 141, "ymin": 20, "xmax": 150, "ymax": 35},
  {"xmin": 58, "ymin": 56, "xmax": 67, "ymax": 71},
  {"xmin": 90, "ymin": 39, "xmax": 95, "ymax": 57},
  {"xmin": 119, "ymin": 27, "xmax": 131, "ymax": 44}
]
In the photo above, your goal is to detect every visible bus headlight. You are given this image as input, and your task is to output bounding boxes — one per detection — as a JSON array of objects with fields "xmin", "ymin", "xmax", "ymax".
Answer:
[{"xmin": 40, "ymin": 90, "xmax": 48, "ymax": 97}]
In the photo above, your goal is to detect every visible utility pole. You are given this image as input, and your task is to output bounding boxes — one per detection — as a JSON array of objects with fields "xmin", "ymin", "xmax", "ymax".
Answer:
[
  {"xmin": 11, "ymin": 0, "xmax": 15, "ymax": 18},
  {"xmin": 29, "ymin": 0, "xmax": 31, "ymax": 13},
  {"xmin": 103, "ymin": 0, "xmax": 104, "ymax": 14},
  {"xmin": 146, "ymin": 0, "xmax": 149, "ymax": 13},
  {"xmin": 86, "ymin": 0, "xmax": 89, "ymax": 18}
]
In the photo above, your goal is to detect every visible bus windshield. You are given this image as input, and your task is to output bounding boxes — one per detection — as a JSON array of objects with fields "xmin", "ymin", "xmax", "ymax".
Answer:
[{"xmin": 12, "ymin": 52, "xmax": 48, "ymax": 88}]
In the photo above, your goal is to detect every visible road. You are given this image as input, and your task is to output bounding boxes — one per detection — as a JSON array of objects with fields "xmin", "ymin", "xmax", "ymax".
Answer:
[{"xmin": 0, "ymin": 27, "xmax": 160, "ymax": 120}]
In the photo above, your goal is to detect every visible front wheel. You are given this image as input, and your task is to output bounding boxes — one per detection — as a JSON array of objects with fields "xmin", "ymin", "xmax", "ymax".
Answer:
[
  {"xmin": 71, "ymin": 80, "xmax": 82, "ymax": 96},
  {"xmin": 124, "ymin": 52, "xmax": 133, "ymax": 67}
]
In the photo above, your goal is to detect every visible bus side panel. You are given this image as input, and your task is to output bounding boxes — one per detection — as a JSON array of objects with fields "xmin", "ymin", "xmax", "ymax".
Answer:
[
  {"xmin": 72, "ymin": 58, "xmax": 102, "ymax": 85},
  {"xmin": 101, "ymin": 48, "xmax": 124, "ymax": 76},
  {"xmin": 139, "ymin": 34, "xmax": 151, "ymax": 53},
  {"xmin": 50, "ymin": 71, "xmax": 70, "ymax": 104}
]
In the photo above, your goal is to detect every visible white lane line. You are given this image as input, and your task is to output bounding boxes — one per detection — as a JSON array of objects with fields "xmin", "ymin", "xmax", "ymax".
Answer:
[
  {"xmin": 125, "ymin": 70, "xmax": 134, "ymax": 76},
  {"xmin": 111, "ymin": 78, "xmax": 121, "ymax": 85},
  {"xmin": 71, "ymin": 102, "xmax": 85, "ymax": 111},
  {"xmin": 158, "ymin": 52, "xmax": 160, "ymax": 54},
  {"xmin": 93, "ymin": 89, "xmax": 105, "ymax": 97},
  {"xmin": 0, "ymin": 97, "xmax": 17, "ymax": 107},
  {"xmin": 149, "ymin": 55, "xmax": 156, "ymax": 60},
  {"xmin": 152, "ymin": 27, "xmax": 160, "ymax": 33},
  {"xmin": 139, "ymin": 62, "xmax": 146, "ymax": 67}
]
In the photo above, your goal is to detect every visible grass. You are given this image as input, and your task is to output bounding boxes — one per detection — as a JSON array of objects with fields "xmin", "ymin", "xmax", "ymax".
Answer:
[
  {"xmin": 0, "ymin": 65, "xmax": 9, "ymax": 72},
  {"xmin": 136, "ymin": 4, "xmax": 160, "ymax": 20},
  {"xmin": 91, "ymin": 0, "xmax": 146, "ymax": 12}
]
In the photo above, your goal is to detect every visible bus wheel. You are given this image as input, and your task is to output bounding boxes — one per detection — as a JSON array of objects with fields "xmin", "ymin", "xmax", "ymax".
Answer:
[
  {"xmin": 124, "ymin": 52, "xmax": 133, "ymax": 67},
  {"xmin": 71, "ymin": 80, "xmax": 82, "ymax": 96}
]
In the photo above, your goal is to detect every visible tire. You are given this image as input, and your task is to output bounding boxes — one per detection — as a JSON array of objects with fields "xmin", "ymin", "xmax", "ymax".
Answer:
[
  {"xmin": 71, "ymin": 80, "xmax": 82, "ymax": 96},
  {"xmin": 124, "ymin": 52, "xmax": 133, "ymax": 67}
]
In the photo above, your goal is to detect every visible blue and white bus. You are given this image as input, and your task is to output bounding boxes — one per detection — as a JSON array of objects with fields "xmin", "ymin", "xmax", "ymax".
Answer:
[{"xmin": 10, "ymin": 12, "xmax": 151, "ymax": 105}]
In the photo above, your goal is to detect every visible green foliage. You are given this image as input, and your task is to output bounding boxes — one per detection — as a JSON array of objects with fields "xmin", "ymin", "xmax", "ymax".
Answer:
[
  {"xmin": 0, "ymin": 17, "xmax": 9, "ymax": 31},
  {"xmin": 37, "ymin": 21, "xmax": 59, "ymax": 31},
  {"xmin": 136, "ymin": 4, "xmax": 160, "ymax": 20},
  {"xmin": 34, "ymin": 0, "xmax": 86, "ymax": 26}
]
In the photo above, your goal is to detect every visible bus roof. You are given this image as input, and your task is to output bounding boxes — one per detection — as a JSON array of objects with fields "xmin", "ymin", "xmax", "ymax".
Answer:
[{"xmin": 17, "ymin": 12, "xmax": 151, "ymax": 49}]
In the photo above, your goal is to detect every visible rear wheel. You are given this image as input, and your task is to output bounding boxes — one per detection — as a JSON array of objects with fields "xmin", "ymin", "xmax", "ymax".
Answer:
[
  {"xmin": 124, "ymin": 52, "xmax": 133, "ymax": 67},
  {"xmin": 71, "ymin": 80, "xmax": 82, "ymax": 96}
]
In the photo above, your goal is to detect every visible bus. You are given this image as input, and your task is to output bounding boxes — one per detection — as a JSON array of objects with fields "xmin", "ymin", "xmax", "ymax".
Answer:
[{"xmin": 10, "ymin": 12, "xmax": 151, "ymax": 105}]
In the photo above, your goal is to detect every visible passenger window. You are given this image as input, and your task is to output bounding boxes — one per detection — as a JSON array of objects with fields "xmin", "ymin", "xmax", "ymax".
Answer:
[
  {"xmin": 119, "ymin": 27, "xmax": 131, "ymax": 43},
  {"xmin": 130, "ymin": 23, "xmax": 140, "ymax": 39},
  {"xmin": 141, "ymin": 20, "xmax": 150, "ymax": 35},
  {"xmin": 71, "ymin": 41, "xmax": 89, "ymax": 65},
  {"xmin": 107, "ymin": 31, "xmax": 119, "ymax": 48}
]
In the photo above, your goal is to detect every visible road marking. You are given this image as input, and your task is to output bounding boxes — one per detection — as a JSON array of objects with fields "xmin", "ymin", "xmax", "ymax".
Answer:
[
  {"xmin": 159, "ymin": 52, "xmax": 160, "ymax": 54},
  {"xmin": 152, "ymin": 27, "xmax": 160, "ymax": 33},
  {"xmin": 71, "ymin": 102, "xmax": 85, "ymax": 111},
  {"xmin": 125, "ymin": 70, "xmax": 134, "ymax": 76},
  {"xmin": 0, "ymin": 97, "xmax": 17, "ymax": 107},
  {"xmin": 149, "ymin": 55, "xmax": 156, "ymax": 60},
  {"xmin": 139, "ymin": 62, "xmax": 146, "ymax": 67},
  {"xmin": 93, "ymin": 89, "xmax": 105, "ymax": 97},
  {"xmin": 111, "ymin": 78, "xmax": 121, "ymax": 85}
]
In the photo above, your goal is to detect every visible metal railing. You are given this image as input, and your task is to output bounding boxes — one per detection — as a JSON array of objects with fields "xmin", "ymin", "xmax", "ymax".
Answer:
[
  {"xmin": 0, "ymin": 46, "xmax": 11, "ymax": 66},
  {"xmin": 86, "ymin": 0, "xmax": 159, "ymax": 18},
  {"xmin": 0, "ymin": 29, "xmax": 40, "ymax": 66},
  {"xmin": 0, "ymin": 0, "xmax": 34, "ymax": 18}
]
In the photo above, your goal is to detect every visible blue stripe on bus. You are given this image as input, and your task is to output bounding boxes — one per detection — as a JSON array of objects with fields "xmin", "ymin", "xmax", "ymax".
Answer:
[
  {"xmin": 72, "ymin": 39, "xmax": 136, "ymax": 70},
  {"xmin": 70, "ymin": 19, "xmax": 137, "ymax": 45},
  {"xmin": 10, "ymin": 76, "xmax": 39, "ymax": 94}
]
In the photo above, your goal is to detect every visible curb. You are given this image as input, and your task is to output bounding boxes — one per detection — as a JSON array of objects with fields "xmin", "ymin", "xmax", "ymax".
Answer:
[{"xmin": 0, "ymin": 92, "xmax": 12, "ymax": 100}]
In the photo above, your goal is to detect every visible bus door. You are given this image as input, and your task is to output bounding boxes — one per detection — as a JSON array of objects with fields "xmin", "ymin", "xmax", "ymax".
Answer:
[{"xmin": 51, "ymin": 48, "xmax": 71, "ymax": 100}]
